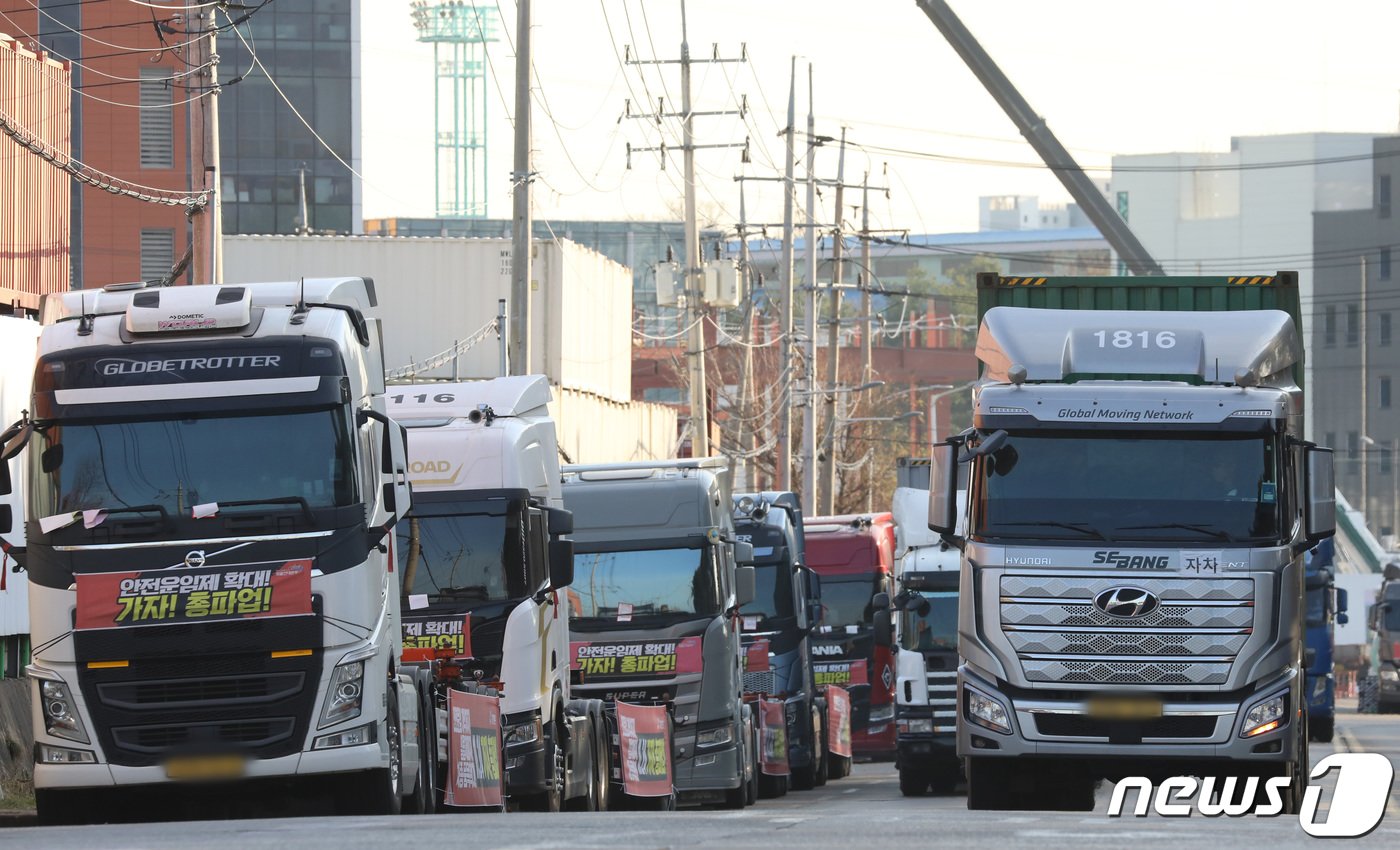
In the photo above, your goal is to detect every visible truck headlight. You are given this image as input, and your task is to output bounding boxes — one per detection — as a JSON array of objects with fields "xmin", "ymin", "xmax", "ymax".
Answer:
[
  {"xmin": 319, "ymin": 660, "xmax": 366, "ymax": 728},
  {"xmin": 897, "ymin": 718, "xmax": 933, "ymax": 735},
  {"xmin": 1241, "ymin": 693, "xmax": 1287, "ymax": 738},
  {"xmin": 313, "ymin": 723, "xmax": 376, "ymax": 750},
  {"xmin": 1311, "ymin": 677, "xmax": 1329, "ymax": 698},
  {"xmin": 696, "ymin": 725, "xmax": 733, "ymax": 748},
  {"xmin": 965, "ymin": 687, "xmax": 1011, "ymax": 735},
  {"xmin": 1381, "ymin": 669, "xmax": 1400, "ymax": 682},
  {"xmin": 38, "ymin": 678, "xmax": 89, "ymax": 744},
  {"xmin": 504, "ymin": 716, "xmax": 542, "ymax": 747},
  {"xmin": 869, "ymin": 704, "xmax": 894, "ymax": 724},
  {"xmin": 36, "ymin": 743, "xmax": 96, "ymax": 764}
]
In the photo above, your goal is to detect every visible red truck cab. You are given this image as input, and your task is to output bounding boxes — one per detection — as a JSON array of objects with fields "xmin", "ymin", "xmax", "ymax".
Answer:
[{"xmin": 803, "ymin": 513, "xmax": 897, "ymax": 760}]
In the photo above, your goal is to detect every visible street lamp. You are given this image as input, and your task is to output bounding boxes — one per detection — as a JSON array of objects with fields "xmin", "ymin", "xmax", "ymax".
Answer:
[
  {"xmin": 843, "ymin": 410, "xmax": 923, "ymax": 424},
  {"xmin": 919, "ymin": 382, "xmax": 974, "ymax": 445}
]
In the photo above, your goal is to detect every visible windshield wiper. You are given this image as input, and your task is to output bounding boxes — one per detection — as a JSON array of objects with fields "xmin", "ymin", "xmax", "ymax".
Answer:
[
  {"xmin": 215, "ymin": 496, "xmax": 315, "ymax": 523},
  {"xmin": 1117, "ymin": 522, "xmax": 1235, "ymax": 542},
  {"xmin": 992, "ymin": 521, "xmax": 1110, "ymax": 541},
  {"xmin": 435, "ymin": 585, "xmax": 492, "ymax": 600}
]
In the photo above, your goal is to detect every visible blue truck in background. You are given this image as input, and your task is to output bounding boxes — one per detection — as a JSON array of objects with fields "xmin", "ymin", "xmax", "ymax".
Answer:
[{"xmin": 1304, "ymin": 538, "xmax": 1348, "ymax": 743}]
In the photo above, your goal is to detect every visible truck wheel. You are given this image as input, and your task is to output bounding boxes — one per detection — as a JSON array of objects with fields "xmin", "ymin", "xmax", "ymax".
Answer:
[
  {"xmin": 593, "ymin": 713, "xmax": 613, "ymax": 812},
  {"xmin": 337, "ymin": 695, "xmax": 403, "ymax": 816},
  {"xmin": 520, "ymin": 718, "xmax": 565, "ymax": 812},
  {"xmin": 1310, "ymin": 715, "xmax": 1334, "ymax": 743},
  {"xmin": 965, "ymin": 757, "xmax": 1019, "ymax": 810},
  {"xmin": 929, "ymin": 761, "xmax": 961, "ymax": 795},
  {"xmin": 827, "ymin": 752, "xmax": 851, "ymax": 780},
  {"xmin": 722, "ymin": 732, "xmax": 753, "ymax": 809},
  {"xmin": 403, "ymin": 673, "xmax": 438, "ymax": 814},
  {"xmin": 899, "ymin": 765, "xmax": 931, "ymax": 797},
  {"xmin": 757, "ymin": 770, "xmax": 787, "ymax": 798}
]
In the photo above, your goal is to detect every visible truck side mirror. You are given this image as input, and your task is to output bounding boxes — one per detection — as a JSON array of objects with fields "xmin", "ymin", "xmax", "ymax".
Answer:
[
  {"xmin": 0, "ymin": 462, "xmax": 9, "ymax": 500},
  {"xmin": 1303, "ymin": 446, "xmax": 1335, "ymax": 541},
  {"xmin": 0, "ymin": 504, "xmax": 10, "ymax": 535},
  {"xmin": 733, "ymin": 541, "xmax": 755, "ymax": 565},
  {"xmin": 546, "ymin": 506, "xmax": 573, "ymax": 536},
  {"xmin": 873, "ymin": 609, "xmax": 893, "ymax": 648},
  {"xmin": 1337, "ymin": 612, "xmax": 1349, "ymax": 626},
  {"xmin": 1338, "ymin": 587, "xmax": 1349, "ymax": 614},
  {"xmin": 735, "ymin": 565, "xmax": 756, "ymax": 607},
  {"xmin": 548, "ymin": 539, "xmax": 575, "ymax": 589},
  {"xmin": 928, "ymin": 441, "xmax": 959, "ymax": 535},
  {"xmin": 872, "ymin": 591, "xmax": 890, "ymax": 610}
]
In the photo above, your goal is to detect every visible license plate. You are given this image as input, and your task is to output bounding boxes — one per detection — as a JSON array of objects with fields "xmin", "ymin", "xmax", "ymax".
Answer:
[
  {"xmin": 1086, "ymin": 696, "xmax": 1162, "ymax": 721},
  {"xmin": 164, "ymin": 754, "xmax": 247, "ymax": 781}
]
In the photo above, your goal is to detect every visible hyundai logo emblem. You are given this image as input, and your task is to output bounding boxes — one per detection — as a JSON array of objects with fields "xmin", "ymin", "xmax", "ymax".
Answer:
[
  {"xmin": 184, "ymin": 550, "xmax": 206, "ymax": 569},
  {"xmin": 1093, "ymin": 586, "xmax": 1160, "ymax": 619}
]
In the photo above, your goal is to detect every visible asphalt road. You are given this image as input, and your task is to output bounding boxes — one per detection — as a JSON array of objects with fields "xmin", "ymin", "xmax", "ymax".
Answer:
[{"xmin": 5, "ymin": 705, "xmax": 1398, "ymax": 849}]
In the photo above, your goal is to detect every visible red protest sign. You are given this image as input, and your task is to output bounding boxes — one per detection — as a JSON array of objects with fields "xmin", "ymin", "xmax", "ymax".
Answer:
[
  {"xmin": 74, "ymin": 559, "xmax": 312, "ymax": 631},
  {"xmin": 759, "ymin": 699, "xmax": 789, "ymax": 776},
  {"xmin": 402, "ymin": 613, "xmax": 471, "ymax": 662},
  {"xmin": 445, "ymin": 688, "xmax": 504, "ymax": 808},
  {"xmin": 744, "ymin": 639, "xmax": 771, "ymax": 673},
  {"xmin": 570, "ymin": 637, "xmax": 703, "ymax": 680},
  {"xmin": 827, "ymin": 685, "xmax": 852, "ymax": 758},
  {"xmin": 616, "ymin": 701, "xmax": 672, "ymax": 797}
]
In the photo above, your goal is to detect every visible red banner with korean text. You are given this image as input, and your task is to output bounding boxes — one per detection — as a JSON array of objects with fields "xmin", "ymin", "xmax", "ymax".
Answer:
[
  {"xmin": 445, "ymin": 688, "xmax": 504, "ymax": 808},
  {"xmin": 813, "ymin": 658, "xmax": 868, "ymax": 688},
  {"xmin": 616, "ymin": 701, "xmax": 673, "ymax": 797},
  {"xmin": 759, "ymin": 699, "xmax": 789, "ymax": 776},
  {"xmin": 402, "ymin": 613, "xmax": 471, "ymax": 662},
  {"xmin": 744, "ymin": 639, "xmax": 771, "ymax": 673},
  {"xmin": 74, "ymin": 559, "xmax": 312, "ymax": 631},
  {"xmin": 827, "ymin": 686, "xmax": 852, "ymax": 758},
  {"xmin": 570, "ymin": 638, "xmax": 702, "ymax": 680}
]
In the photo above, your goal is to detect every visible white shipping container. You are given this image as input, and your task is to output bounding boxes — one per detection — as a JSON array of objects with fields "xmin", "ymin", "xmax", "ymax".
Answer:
[{"xmin": 224, "ymin": 235, "xmax": 633, "ymax": 403}]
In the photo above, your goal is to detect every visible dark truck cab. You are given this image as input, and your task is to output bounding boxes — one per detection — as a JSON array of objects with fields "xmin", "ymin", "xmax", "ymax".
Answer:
[{"xmin": 733, "ymin": 492, "xmax": 827, "ymax": 791}]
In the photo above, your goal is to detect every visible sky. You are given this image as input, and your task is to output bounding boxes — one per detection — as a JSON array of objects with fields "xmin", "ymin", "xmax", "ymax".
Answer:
[{"xmin": 359, "ymin": 1, "xmax": 1400, "ymax": 236}]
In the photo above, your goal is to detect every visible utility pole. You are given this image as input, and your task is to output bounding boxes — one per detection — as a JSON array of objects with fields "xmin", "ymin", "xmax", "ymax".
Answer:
[
  {"xmin": 735, "ymin": 186, "xmax": 757, "ymax": 489},
  {"xmin": 801, "ymin": 63, "xmax": 818, "ymax": 515},
  {"xmin": 624, "ymin": 5, "xmax": 747, "ymax": 459},
  {"xmin": 777, "ymin": 57, "xmax": 797, "ymax": 492},
  {"xmin": 817, "ymin": 129, "xmax": 848, "ymax": 515},
  {"xmin": 296, "ymin": 163, "xmax": 310, "ymax": 236},
  {"xmin": 860, "ymin": 172, "xmax": 873, "ymax": 384},
  {"xmin": 679, "ymin": 4, "xmax": 708, "ymax": 456},
  {"xmin": 189, "ymin": 9, "xmax": 221, "ymax": 285},
  {"xmin": 509, "ymin": 0, "xmax": 533, "ymax": 376}
]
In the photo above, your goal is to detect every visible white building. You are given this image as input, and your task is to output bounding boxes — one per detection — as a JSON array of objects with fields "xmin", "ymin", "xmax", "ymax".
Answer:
[{"xmin": 224, "ymin": 235, "xmax": 678, "ymax": 463}]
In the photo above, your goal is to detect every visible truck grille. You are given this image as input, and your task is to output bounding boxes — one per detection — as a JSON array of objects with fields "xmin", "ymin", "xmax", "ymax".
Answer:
[
  {"xmin": 743, "ymin": 671, "xmax": 777, "ymax": 695},
  {"xmin": 1034, "ymin": 713, "xmax": 1219, "ymax": 739},
  {"xmin": 926, "ymin": 670, "xmax": 956, "ymax": 720},
  {"xmin": 112, "ymin": 718, "xmax": 297, "ymax": 754},
  {"xmin": 1001, "ymin": 575, "xmax": 1253, "ymax": 687}
]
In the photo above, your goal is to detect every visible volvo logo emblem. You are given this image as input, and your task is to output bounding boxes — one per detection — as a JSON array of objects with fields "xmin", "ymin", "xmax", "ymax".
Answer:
[
  {"xmin": 1094, "ymin": 586, "xmax": 1160, "ymax": 619},
  {"xmin": 184, "ymin": 550, "xmax": 206, "ymax": 569}
]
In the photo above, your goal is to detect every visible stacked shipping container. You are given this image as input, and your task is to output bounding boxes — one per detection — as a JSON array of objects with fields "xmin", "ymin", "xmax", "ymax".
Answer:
[{"xmin": 0, "ymin": 34, "xmax": 69, "ymax": 311}]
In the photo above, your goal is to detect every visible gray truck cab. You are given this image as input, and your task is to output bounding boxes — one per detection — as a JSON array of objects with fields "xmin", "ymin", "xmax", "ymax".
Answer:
[{"xmin": 562, "ymin": 458, "xmax": 757, "ymax": 807}]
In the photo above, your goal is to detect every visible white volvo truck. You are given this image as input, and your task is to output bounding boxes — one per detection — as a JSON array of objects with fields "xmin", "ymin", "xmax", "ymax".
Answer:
[
  {"xmin": 388, "ymin": 376, "xmax": 609, "ymax": 812},
  {"xmin": 3, "ymin": 280, "xmax": 423, "ymax": 823}
]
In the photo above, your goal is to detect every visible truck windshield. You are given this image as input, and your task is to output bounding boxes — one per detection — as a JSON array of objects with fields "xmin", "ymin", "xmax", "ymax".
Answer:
[
  {"xmin": 819, "ymin": 574, "xmax": 881, "ymax": 630},
  {"xmin": 739, "ymin": 562, "xmax": 796, "ymax": 623},
  {"xmin": 974, "ymin": 432, "xmax": 1282, "ymax": 544},
  {"xmin": 571, "ymin": 546, "xmax": 722, "ymax": 625},
  {"xmin": 899, "ymin": 591, "xmax": 958, "ymax": 653},
  {"xmin": 396, "ymin": 502, "xmax": 529, "ymax": 604},
  {"xmin": 30, "ymin": 409, "xmax": 356, "ymax": 517}
]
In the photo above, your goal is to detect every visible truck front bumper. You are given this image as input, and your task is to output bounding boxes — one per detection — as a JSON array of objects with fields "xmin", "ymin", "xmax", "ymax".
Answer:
[
  {"xmin": 955, "ymin": 666, "xmax": 1302, "ymax": 766},
  {"xmin": 34, "ymin": 741, "xmax": 387, "ymax": 790}
]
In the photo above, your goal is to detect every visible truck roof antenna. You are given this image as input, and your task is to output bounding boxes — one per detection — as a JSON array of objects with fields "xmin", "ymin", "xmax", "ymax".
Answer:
[
  {"xmin": 77, "ymin": 292, "xmax": 94, "ymax": 336},
  {"xmin": 291, "ymin": 277, "xmax": 309, "ymax": 326}
]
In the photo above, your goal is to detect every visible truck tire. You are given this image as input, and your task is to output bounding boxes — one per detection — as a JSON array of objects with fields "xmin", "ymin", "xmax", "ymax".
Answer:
[
  {"xmin": 1310, "ymin": 715, "xmax": 1334, "ymax": 743},
  {"xmin": 592, "ymin": 711, "xmax": 613, "ymax": 812},
  {"xmin": 929, "ymin": 761, "xmax": 961, "ymax": 795},
  {"xmin": 827, "ymin": 752, "xmax": 851, "ymax": 780},
  {"xmin": 337, "ymin": 694, "xmax": 403, "ymax": 816},
  {"xmin": 722, "ymin": 729, "xmax": 754, "ymax": 809},
  {"xmin": 899, "ymin": 765, "xmax": 931, "ymax": 797},
  {"xmin": 403, "ymin": 672, "xmax": 438, "ymax": 814},
  {"xmin": 519, "ymin": 715, "xmax": 565, "ymax": 812},
  {"xmin": 965, "ymin": 757, "xmax": 1020, "ymax": 810},
  {"xmin": 757, "ymin": 770, "xmax": 789, "ymax": 798}
]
